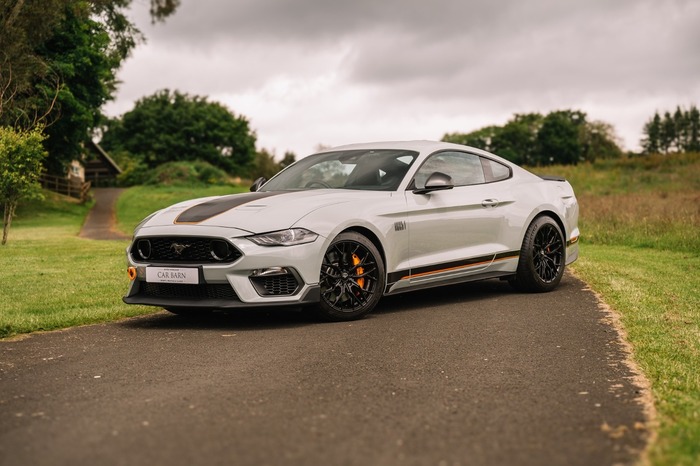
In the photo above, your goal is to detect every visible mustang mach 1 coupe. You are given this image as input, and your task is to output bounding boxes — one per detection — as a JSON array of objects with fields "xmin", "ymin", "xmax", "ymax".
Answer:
[{"xmin": 124, "ymin": 140, "xmax": 579, "ymax": 321}]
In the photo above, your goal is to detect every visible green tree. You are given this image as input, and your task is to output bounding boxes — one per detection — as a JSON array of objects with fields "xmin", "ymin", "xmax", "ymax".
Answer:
[
  {"xmin": 688, "ymin": 105, "xmax": 700, "ymax": 152},
  {"xmin": 1, "ymin": 0, "xmax": 179, "ymax": 173},
  {"xmin": 642, "ymin": 105, "xmax": 700, "ymax": 154},
  {"xmin": 536, "ymin": 110, "xmax": 586, "ymax": 165},
  {"xmin": 251, "ymin": 149, "xmax": 281, "ymax": 180},
  {"xmin": 100, "ymin": 89, "xmax": 257, "ymax": 175},
  {"xmin": 443, "ymin": 109, "xmax": 620, "ymax": 165},
  {"xmin": 37, "ymin": 4, "xmax": 120, "ymax": 174},
  {"xmin": 0, "ymin": 126, "xmax": 47, "ymax": 244},
  {"xmin": 251, "ymin": 150, "xmax": 296, "ymax": 180},
  {"xmin": 579, "ymin": 120, "xmax": 623, "ymax": 161},
  {"xmin": 491, "ymin": 113, "xmax": 543, "ymax": 165},
  {"xmin": 279, "ymin": 151, "xmax": 296, "ymax": 170},
  {"xmin": 673, "ymin": 106, "xmax": 687, "ymax": 152},
  {"xmin": 659, "ymin": 111, "xmax": 675, "ymax": 154},
  {"xmin": 442, "ymin": 125, "xmax": 502, "ymax": 152},
  {"xmin": 641, "ymin": 112, "xmax": 662, "ymax": 154}
]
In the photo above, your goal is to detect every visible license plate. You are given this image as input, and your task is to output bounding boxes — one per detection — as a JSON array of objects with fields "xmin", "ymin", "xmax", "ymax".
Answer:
[{"xmin": 146, "ymin": 267, "xmax": 199, "ymax": 284}]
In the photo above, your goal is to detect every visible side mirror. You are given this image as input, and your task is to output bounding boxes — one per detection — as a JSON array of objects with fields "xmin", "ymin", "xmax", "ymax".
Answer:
[
  {"xmin": 413, "ymin": 172, "xmax": 454, "ymax": 195},
  {"xmin": 250, "ymin": 177, "xmax": 267, "ymax": 192}
]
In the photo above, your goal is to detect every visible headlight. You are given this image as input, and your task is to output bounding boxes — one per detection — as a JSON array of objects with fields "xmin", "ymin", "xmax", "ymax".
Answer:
[{"xmin": 247, "ymin": 228, "xmax": 318, "ymax": 247}]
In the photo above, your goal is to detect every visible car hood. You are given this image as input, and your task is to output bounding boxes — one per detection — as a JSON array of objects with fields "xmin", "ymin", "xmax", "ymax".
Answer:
[{"xmin": 138, "ymin": 190, "xmax": 379, "ymax": 235}]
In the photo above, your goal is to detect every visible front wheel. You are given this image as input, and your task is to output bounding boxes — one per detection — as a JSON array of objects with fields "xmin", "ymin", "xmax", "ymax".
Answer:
[
  {"xmin": 317, "ymin": 232, "xmax": 385, "ymax": 321},
  {"xmin": 511, "ymin": 216, "xmax": 565, "ymax": 292}
]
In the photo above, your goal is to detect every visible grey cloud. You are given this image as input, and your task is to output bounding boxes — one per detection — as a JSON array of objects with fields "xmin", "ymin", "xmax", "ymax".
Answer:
[
  {"xmin": 136, "ymin": 0, "xmax": 699, "ymax": 98},
  {"xmin": 113, "ymin": 0, "xmax": 700, "ymax": 152}
]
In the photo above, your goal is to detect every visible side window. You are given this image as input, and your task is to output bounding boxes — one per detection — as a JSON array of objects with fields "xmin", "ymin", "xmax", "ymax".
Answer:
[
  {"xmin": 414, "ymin": 151, "xmax": 486, "ymax": 188},
  {"xmin": 481, "ymin": 158, "xmax": 511, "ymax": 182}
]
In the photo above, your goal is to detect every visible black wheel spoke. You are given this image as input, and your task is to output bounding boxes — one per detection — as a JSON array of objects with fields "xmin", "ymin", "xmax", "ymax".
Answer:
[
  {"xmin": 532, "ymin": 223, "xmax": 564, "ymax": 284},
  {"xmin": 513, "ymin": 217, "xmax": 567, "ymax": 293},
  {"xmin": 320, "ymin": 239, "xmax": 380, "ymax": 313}
]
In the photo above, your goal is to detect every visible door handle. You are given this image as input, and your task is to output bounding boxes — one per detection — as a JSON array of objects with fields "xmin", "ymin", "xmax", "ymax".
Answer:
[{"xmin": 481, "ymin": 199, "xmax": 499, "ymax": 208}]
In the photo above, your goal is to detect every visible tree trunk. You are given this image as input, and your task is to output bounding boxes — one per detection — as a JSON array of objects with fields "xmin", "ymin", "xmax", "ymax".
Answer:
[
  {"xmin": 4, "ymin": 0, "xmax": 26, "ymax": 30},
  {"xmin": 2, "ymin": 201, "xmax": 16, "ymax": 245}
]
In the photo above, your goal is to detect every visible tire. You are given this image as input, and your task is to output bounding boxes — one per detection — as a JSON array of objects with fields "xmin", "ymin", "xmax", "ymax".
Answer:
[
  {"xmin": 511, "ymin": 216, "xmax": 565, "ymax": 292},
  {"xmin": 317, "ymin": 232, "xmax": 385, "ymax": 321}
]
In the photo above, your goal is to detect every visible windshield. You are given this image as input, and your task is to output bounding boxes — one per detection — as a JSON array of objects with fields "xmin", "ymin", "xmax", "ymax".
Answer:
[{"xmin": 260, "ymin": 149, "xmax": 418, "ymax": 192}]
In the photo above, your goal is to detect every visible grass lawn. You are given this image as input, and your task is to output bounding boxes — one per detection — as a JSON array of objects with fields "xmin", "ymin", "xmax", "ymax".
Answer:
[
  {"xmin": 0, "ymin": 185, "xmax": 246, "ymax": 339},
  {"xmin": 573, "ymin": 245, "xmax": 700, "ymax": 465},
  {"xmin": 557, "ymin": 152, "xmax": 700, "ymax": 465}
]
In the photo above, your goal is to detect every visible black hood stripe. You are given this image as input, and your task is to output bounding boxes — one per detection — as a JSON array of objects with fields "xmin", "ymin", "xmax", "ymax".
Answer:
[{"xmin": 174, "ymin": 191, "xmax": 283, "ymax": 224}]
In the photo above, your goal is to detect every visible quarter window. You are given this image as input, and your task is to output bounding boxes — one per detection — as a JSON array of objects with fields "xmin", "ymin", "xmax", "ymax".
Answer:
[{"xmin": 481, "ymin": 158, "xmax": 511, "ymax": 182}]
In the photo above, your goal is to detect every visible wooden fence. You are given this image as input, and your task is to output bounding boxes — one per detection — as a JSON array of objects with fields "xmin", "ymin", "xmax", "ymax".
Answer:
[{"xmin": 39, "ymin": 173, "xmax": 91, "ymax": 203}]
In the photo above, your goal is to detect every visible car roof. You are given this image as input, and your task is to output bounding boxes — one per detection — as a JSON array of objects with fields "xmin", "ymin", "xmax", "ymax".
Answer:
[
  {"xmin": 320, "ymin": 140, "xmax": 514, "ymax": 166},
  {"xmin": 323, "ymin": 140, "xmax": 459, "ymax": 153}
]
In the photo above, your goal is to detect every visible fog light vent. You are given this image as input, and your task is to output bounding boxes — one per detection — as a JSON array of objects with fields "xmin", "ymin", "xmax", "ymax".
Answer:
[{"xmin": 249, "ymin": 268, "xmax": 300, "ymax": 296}]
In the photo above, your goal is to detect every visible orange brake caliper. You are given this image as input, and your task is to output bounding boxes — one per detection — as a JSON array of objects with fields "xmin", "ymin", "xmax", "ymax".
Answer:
[{"xmin": 352, "ymin": 253, "xmax": 365, "ymax": 289}]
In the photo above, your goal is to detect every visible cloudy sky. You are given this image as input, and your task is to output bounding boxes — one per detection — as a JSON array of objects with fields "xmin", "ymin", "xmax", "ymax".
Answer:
[{"xmin": 104, "ymin": 0, "xmax": 700, "ymax": 158}]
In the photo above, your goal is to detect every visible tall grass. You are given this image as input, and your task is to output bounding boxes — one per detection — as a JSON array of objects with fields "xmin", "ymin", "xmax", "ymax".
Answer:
[
  {"xmin": 545, "ymin": 152, "xmax": 700, "ymax": 195},
  {"xmin": 540, "ymin": 152, "xmax": 700, "ymax": 253},
  {"xmin": 578, "ymin": 192, "xmax": 700, "ymax": 253}
]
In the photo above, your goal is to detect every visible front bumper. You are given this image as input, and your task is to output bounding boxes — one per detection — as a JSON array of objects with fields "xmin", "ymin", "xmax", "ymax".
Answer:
[
  {"xmin": 123, "ymin": 282, "xmax": 320, "ymax": 309},
  {"xmin": 123, "ymin": 225, "xmax": 327, "ymax": 310}
]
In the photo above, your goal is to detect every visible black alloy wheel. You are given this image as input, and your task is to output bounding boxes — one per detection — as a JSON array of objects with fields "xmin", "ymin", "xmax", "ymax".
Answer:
[
  {"xmin": 318, "ymin": 232, "xmax": 385, "ymax": 321},
  {"xmin": 511, "ymin": 216, "xmax": 565, "ymax": 292}
]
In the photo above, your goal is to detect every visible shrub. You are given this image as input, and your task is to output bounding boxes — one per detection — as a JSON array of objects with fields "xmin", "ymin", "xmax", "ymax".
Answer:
[{"xmin": 145, "ymin": 160, "xmax": 228, "ymax": 186}]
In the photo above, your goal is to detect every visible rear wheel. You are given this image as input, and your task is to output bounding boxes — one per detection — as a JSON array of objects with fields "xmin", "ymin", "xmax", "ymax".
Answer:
[
  {"xmin": 317, "ymin": 232, "xmax": 385, "ymax": 321},
  {"xmin": 511, "ymin": 216, "xmax": 565, "ymax": 292}
]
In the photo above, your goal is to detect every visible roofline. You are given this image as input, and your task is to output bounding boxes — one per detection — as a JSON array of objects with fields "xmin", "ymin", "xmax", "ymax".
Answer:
[{"xmin": 87, "ymin": 140, "xmax": 122, "ymax": 174}]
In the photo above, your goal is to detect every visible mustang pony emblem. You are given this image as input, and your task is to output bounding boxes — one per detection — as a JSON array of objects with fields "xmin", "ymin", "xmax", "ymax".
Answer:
[{"xmin": 170, "ymin": 243, "xmax": 191, "ymax": 256}]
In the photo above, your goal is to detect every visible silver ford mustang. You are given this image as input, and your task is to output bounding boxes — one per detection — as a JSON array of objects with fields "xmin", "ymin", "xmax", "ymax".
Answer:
[{"xmin": 124, "ymin": 140, "xmax": 579, "ymax": 321}]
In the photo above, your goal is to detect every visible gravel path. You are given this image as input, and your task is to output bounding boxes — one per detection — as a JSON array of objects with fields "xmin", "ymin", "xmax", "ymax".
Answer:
[{"xmin": 78, "ymin": 188, "xmax": 129, "ymax": 240}]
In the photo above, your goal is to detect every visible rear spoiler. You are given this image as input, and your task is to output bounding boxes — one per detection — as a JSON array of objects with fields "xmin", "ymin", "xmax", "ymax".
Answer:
[{"xmin": 539, "ymin": 175, "xmax": 566, "ymax": 182}]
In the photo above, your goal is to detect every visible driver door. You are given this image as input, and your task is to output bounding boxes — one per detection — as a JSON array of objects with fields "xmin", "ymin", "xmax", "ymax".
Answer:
[{"xmin": 404, "ymin": 151, "xmax": 515, "ymax": 284}]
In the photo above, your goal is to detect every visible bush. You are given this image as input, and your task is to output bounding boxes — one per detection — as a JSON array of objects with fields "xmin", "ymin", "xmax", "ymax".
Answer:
[
  {"xmin": 0, "ymin": 126, "xmax": 47, "ymax": 244},
  {"xmin": 145, "ymin": 160, "xmax": 229, "ymax": 186},
  {"xmin": 117, "ymin": 157, "xmax": 151, "ymax": 186}
]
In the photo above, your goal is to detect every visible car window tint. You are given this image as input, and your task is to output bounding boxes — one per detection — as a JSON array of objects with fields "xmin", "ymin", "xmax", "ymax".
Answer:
[
  {"xmin": 261, "ymin": 149, "xmax": 418, "ymax": 191},
  {"xmin": 301, "ymin": 160, "xmax": 354, "ymax": 188},
  {"xmin": 414, "ymin": 151, "xmax": 486, "ymax": 188},
  {"xmin": 481, "ymin": 158, "xmax": 511, "ymax": 182}
]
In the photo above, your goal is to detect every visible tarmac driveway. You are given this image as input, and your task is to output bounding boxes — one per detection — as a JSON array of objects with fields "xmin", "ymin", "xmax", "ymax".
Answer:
[{"xmin": 0, "ymin": 275, "xmax": 650, "ymax": 466}]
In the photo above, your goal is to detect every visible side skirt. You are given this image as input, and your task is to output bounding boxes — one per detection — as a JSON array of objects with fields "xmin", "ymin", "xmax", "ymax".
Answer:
[{"xmin": 384, "ymin": 270, "xmax": 514, "ymax": 296}]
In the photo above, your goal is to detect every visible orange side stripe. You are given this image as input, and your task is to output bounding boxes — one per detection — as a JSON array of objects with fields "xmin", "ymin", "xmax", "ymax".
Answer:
[{"xmin": 399, "ymin": 254, "xmax": 518, "ymax": 281}]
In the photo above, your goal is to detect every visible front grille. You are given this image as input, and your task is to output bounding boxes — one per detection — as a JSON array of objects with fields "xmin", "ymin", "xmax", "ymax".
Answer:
[
  {"xmin": 131, "ymin": 237, "xmax": 242, "ymax": 264},
  {"xmin": 250, "ymin": 274, "xmax": 299, "ymax": 296},
  {"xmin": 140, "ymin": 282, "xmax": 238, "ymax": 300}
]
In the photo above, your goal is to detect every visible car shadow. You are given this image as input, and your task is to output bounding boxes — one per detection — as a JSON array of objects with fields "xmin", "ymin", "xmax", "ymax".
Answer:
[
  {"xmin": 119, "ymin": 306, "xmax": 318, "ymax": 332},
  {"xmin": 120, "ymin": 276, "xmax": 576, "ymax": 332},
  {"xmin": 375, "ymin": 277, "xmax": 515, "ymax": 315}
]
